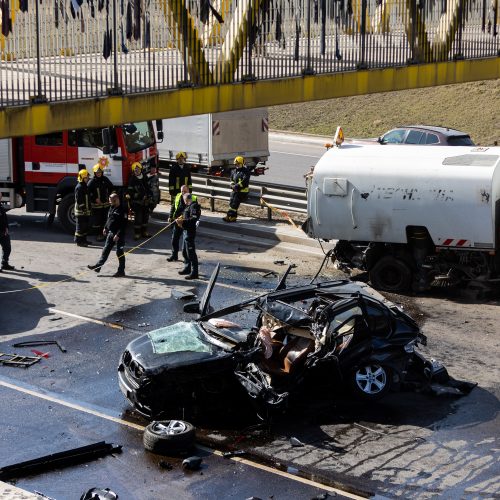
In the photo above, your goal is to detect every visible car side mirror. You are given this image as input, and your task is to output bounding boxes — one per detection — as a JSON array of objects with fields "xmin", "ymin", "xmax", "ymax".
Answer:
[{"xmin": 377, "ymin": 136, "xmax": 384, "ymax": 144}]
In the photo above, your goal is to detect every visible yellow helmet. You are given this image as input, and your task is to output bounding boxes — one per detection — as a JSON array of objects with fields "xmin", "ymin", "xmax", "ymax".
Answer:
[
  {"xmin": 92, "ymin": 163, "xmax": 103, "ymax": 173},
  {"xmin": 77, "ymin": 169, "xmax": 89, "ymax": 182},
  {"xmin": 131, "ymin": 162, "xmax": 142, "ymax": 173},
  {"xmin": 234, "ymin": 155, "xmax": 245, "ymax": 166},
  {"xmin": 176, "ymin": 151, "xmax": 187, "ymax": 160}
]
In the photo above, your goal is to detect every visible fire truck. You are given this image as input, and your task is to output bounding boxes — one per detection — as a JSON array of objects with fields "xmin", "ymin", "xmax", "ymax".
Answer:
[{"xmin": 0, "ymin": 121, "xmax": 161, "ymax": 233}]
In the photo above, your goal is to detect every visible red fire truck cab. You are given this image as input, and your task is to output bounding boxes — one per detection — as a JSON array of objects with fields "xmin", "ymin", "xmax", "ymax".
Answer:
[{"xmin": 0, "ymin": 121, "xmax": 160, "ymax": 233}]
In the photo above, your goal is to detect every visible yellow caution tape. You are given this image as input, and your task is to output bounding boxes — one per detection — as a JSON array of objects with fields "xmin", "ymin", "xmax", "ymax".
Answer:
[
  {"xmin": 0, "ymin": 217, "xmax": 178, "ymax": 295},
  {"xmin": 260, "ymin": 197, "xmax": 300, "ymax": 230}
]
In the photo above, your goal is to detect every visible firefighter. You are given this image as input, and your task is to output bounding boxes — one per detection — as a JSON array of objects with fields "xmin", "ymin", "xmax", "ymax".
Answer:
[
  {"xmin": 74, "ymin": 169, "xmax": 91, "ymax": 247},
  {"xmin": 177, "ymin": 193, "xmax": 201, "ymax": 280},
  {"xmin": 126, "ymin": 162, "xmax": 152, "ymax": 240},
  {"xmin": 0, "ymin": 191, "xmax": 14, "ymax": 271},
  {"xmin": 88, "ymin": 163, "xmax": 114, "ymax": 241},
  {"xmin": 168, "ymin": 152, "xmax": 192, "ymax": 220},
  {"xmin": 147, "ymin": 164, "xmax": 161, "ymax": 213},
  {"xmin": 223, "ymin": 156, "xmax": 250, "ymax": 222},
  {"xmin": 87, "ymin": 193, "xmax": 127, "ymax": 277}
]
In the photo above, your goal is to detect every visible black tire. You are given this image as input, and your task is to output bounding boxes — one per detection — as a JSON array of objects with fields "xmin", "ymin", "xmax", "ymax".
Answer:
[
  {"xmin": 350, "ymin": 364, "xmax": 392, "ymax": 401},
  {"xmin": 57, "ymin": 193, "xmax": 76, "ymax": 234},
  {"xmin": 143, "ymin": 420, "xmax": 195, "ymax": 455},
  {"xmin": 369, "ymin": 255, "xmax": 412, "ymax": 292}
]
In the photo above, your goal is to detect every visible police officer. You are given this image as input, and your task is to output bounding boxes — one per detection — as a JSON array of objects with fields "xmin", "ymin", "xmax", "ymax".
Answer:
[
  {"xmin": 223, "ymin": 156, "xmax": 250, "ymax": 222},
  {"xmin": 88, "ymin": 163, "xmax": 114, "ymax": 241},
  {"xmin": 74, "ymin": 169, "xmax": 91, "ymax": 247},
  {"xmin": 177, "ymin": 193, "xmax": 201, "ymax": 280},
  {"xmin": 127, "ymin": 162, "xmax": 152, "ymax": 240},
  {"xmin": 168, "ymin": 152, "xmax": 192, "ymax": 220},
  {"xmin": 0, "ymin": 191, "xmax": 14, "ymax": 271},
  {"xmin": 87, "ymin": 193, "xmax": 127, "ymax": 277}
]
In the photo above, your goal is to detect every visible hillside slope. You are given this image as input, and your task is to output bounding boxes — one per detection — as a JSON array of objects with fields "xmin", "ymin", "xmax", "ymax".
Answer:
[{"xmin": 269, "ymin": 80, "xmax": 499, "ymax": 145}]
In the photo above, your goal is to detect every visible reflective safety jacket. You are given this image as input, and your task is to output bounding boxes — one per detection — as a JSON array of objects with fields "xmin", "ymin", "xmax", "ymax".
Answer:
[
  {"xmin": 181, "ymin": 201, "xmax": 201, "ymax": 233},
  {"xmin": 169, "ymin": 164, "xmax": 192, "ymax": 194},
  {"xmin": 88, "ymin": 175, "xmax": 114, "ymax": 209},
  {"xmin": 173, "ymin": 192, "xmax": 197, "ymax": 219},
  {"xmin": 74, "ymin": 182, "xmax": 91, "ymax": 217},
  {"xmin": 127, "ymin": 174, "xmax": 151, "ymax": 206},
  {"xmin": 105, "ymin": 203, "xmax": 128, "ymax": 237},
  {"xmin": 230, "ymin": 166, "xmax": 250, "ymax": 193}
]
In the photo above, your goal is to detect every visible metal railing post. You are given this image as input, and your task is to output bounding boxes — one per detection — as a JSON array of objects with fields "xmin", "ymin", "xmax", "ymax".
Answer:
[
  {"xmin": 357, "ymin": 0, "xmax": 368, "ymax": 69},
  {"xmin": 109, "ymin": 0, "xmax": 123, "ymax": 95},
  {"xmin": 32, "ymin": 0, "xmax": 47, "ymax": 103},
  {"xmin": 302, "ymin": 0, "xmax": 315, "ymax": 75}
]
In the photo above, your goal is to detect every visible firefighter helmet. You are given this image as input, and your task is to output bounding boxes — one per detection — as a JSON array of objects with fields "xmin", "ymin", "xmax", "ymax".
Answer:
[
  {"xmin": 92, "ymin": 163, "xmax": 104, "ymax": 173},
  {"xmin": 176, "ymin": 151, "xmax": 187, "ymax": 160},
  {"xmin": 131, "ymin": 162, "xmax": 143, "ymax": 173},
  {"xmin": 78, "ymin": 169, "xmax": 89, "ymax": 182},
  {"xmin": 233, "ymin": 156, "xmax": 245, "ymax": 166}
]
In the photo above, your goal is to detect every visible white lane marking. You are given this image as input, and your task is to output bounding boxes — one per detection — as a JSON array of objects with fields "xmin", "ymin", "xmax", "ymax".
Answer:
[
  {"xmin": 0, "ymin": 379, "xmax": 366, "ymax": 499},
  {"xmin": 48, "ymin": 308, "xmax": 124, "ymax": 330},
  {"xmin": 269, "ymin": 149, "xmax": 321, "ymax": 158}
]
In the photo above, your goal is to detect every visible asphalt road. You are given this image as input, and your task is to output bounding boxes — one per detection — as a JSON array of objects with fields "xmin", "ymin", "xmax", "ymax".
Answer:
[
  {"xmin": 264, "ymin": 132, "xmax": 328, "ymax": 187},
  {"xmin": 0, "ymin": 207, "xmax": 499, "ymax": 499}
]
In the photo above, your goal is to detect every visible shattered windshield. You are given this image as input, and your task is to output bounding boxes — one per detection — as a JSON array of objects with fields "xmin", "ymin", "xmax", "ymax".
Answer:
[
  {"xmin": 123, "ymin": 121, "xmax": 155, "ymax": 153},
  {"xmin": 148, "ymin": 322, "xmax": 213, "ymax": 355}
]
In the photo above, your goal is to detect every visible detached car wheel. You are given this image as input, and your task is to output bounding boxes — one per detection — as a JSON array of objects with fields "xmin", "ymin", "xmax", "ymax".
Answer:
[
  {"xmin": 143, "ymin": 420, "xmax": 195, "ymax": 455},
  {"xmin": 351, "ymin": 364, "xmax": 391, "ymax": 401},
  {"xmin": 369, "ymin": 256, "xmax": 412, "ymax": 292}
]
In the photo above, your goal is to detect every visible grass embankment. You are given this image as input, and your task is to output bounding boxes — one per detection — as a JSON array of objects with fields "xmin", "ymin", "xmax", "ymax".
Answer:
[{"xmin": 269, "ymin": 80, "xmax": 499, "ymax": 145}]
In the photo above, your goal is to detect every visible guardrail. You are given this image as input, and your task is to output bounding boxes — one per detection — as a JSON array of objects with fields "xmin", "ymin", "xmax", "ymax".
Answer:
[{"xmin": 158, "ymin": 165, "xmax": 307, "ymax": 220}]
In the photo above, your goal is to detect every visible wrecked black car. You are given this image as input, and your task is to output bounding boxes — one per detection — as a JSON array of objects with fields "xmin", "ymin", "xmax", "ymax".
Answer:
[{"xmin": 118, "ymin": 265, "xmax": 465, "ymax": 420}]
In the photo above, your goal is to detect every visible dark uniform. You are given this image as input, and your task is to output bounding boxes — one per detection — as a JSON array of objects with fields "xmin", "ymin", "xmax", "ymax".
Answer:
[
  {"xmin": 168, "ymin": 192, "xmax": 197, "ymax": 261},
  {"xmin": 74, "ymin": 180, "xmax": 91, "ymax": 245},
  {"xmin": 148, "ymin": 169, "xmax": 161, "ymax": 212},
  {"xmin": 178, "ymin": 197, "xmax": 201, "ymax": 279},
  {"xmin": 88, "ymin": 201, "xmax": 128, "ymax": 276},
  {"xmin": 169, "ymin": 163, "xmax": 192, "ymax": 218},
  {"xmin": 88, "ymin": 173, "xmax": 114, "ymax": 237},
  {"xmin": 127, "ymin": 173, "xmax": 152, "ymax": 239},
  {"xmin": 0, "ymin": 202, "xmax": 13, "ymax": 270},
  {"xmin": 225, "ymin": 165, "xmax": 250, "ymax": 221}
]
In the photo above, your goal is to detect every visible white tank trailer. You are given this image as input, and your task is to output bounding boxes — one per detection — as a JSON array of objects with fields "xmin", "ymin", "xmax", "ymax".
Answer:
[{"xmin": 304, "ymin": 144, "xmax": 500, "ymax": 291}]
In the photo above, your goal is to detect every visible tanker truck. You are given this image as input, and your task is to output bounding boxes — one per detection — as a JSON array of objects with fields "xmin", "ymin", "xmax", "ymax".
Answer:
[{"xmin": 303, "ymin": 144, "xmax": 500, "ymax": 292}]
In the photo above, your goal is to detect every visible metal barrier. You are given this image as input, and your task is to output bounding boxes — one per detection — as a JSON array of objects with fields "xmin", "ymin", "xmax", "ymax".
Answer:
[{"xmin": 158, "ymin": 166, "xmax": 307, "ymax": 220}]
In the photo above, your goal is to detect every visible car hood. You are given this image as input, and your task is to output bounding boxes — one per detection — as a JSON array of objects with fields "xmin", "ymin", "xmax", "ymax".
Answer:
[{"xmin": 125, "ymin": 321, "xmax": 231, "ymax": 373}]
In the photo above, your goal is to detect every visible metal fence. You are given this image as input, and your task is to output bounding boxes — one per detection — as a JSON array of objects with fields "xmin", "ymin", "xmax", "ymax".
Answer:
[
  {"xmin": 158, "ymin": 167, "xmax": 307, "ymax": 219},
  {"xmin": 1, "ymin": 0, "xmax": 498, "ymax": 106}
]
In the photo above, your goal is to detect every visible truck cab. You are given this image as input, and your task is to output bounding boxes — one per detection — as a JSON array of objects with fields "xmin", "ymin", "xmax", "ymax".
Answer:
[{"xmin": 15, "ymin": 122, "xmax": 158, "ymax": 232}]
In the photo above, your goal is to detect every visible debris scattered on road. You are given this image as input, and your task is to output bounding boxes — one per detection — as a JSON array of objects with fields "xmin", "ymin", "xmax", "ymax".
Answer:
[
  {"xmin": 49, "ymin": 317, "xmax": 62, "ymax": 322},
  {"xmin": 12, "ymin": 340, "xmax": 67, "ymax": 353},
  {"xmin": 182, "ymin": 456, "xmax": 202, "ymax": 471},
  {"xmin": 290, "ymin": 437, "xmax": 305, "ymax": 447},
  {"xmin": 30, "ymin": 349, "xmax": 50, "ymax": 358},
  {"xmin": 0, "ymin": 352, "xmax": 41, "ymax": 368},
  {"xmin": 80, "ymin": 487, "xmax": 119, "ymax": 500},
  {"xmin": 172, "ymin": 288, "xmax": 196, "ymax": 300},
  {"xmin": 287, "ymin": 466, "xmax": 299, "ymax": 474},
  {"xmin": 158, "ymin": 460, "xmax": 173, "ymax": 470},
  {"xmin": 0, "ymin": 441, "xmax": 122, "ymax": 480},
  {"xmin": 259, "ymin": 271, "xmax": 278, "ymax": 278},
  {"xmin": 273, "ymin": 260, "xmax": 285, "ymax": 265},
  {"xmin": 138, "ymin": 323, "xmax": 151, "ymax": 327},
  {"xmin": 34, "ymin": 491, "xmax": 56, "ymax": 500}
]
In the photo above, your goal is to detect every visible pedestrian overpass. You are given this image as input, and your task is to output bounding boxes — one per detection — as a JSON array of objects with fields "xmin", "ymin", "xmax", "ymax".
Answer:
[{"xmin": 0, "ymin": 0, "xmax": 498, "ymax": 137}]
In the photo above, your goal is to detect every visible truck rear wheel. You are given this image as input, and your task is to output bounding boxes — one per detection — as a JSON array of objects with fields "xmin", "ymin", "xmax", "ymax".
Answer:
[
  {"xmin": 57, "ymin": 193, "xmax": 76, "ymax": 234},
  {"xmin": 369, "ymin": 256, "xmax": 412, "ymax": 292}
]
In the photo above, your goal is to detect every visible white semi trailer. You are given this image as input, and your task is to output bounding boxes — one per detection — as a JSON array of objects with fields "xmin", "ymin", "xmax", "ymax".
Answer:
[
  {"xmin": 304, "ymin": 144, "xmax": 500, "ymax": 291},
  {"xmin": 157, "ymin": 108, "xmax": 269, "ymax": 175}
]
